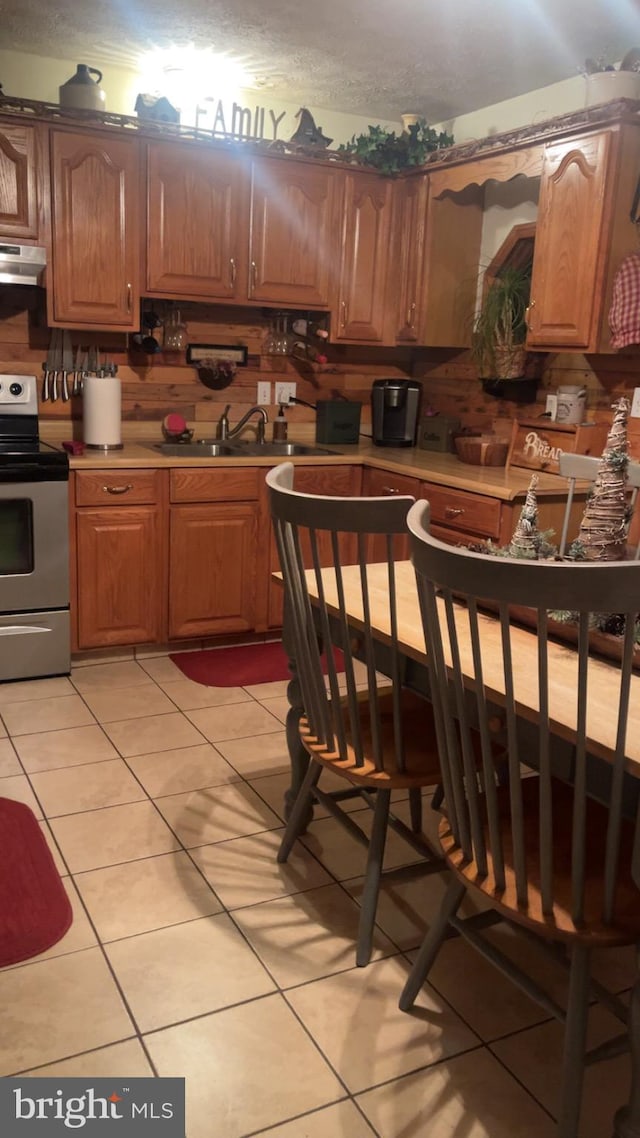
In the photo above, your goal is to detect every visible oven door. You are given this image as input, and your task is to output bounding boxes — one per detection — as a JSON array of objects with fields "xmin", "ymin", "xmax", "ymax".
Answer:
[{"xmin": 0, "ymin": 479, "xmax": 69, "ymax": 613}]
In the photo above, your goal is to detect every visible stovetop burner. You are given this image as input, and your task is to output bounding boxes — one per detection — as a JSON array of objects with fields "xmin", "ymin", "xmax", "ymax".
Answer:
[{"xmin": 0, "ymin": 375, "xmax": 69, "ymax": 480}]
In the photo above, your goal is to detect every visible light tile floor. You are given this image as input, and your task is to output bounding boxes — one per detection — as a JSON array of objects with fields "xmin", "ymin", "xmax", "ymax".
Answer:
[{"xmin": 0, "ymin": 655, "xmax": 633, "ymax": 1137}]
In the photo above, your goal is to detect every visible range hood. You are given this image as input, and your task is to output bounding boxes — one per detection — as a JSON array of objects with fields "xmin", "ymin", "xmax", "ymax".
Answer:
[{"xmin": 0, "ymin": 243, "xmax": 47, "ymax": 286}]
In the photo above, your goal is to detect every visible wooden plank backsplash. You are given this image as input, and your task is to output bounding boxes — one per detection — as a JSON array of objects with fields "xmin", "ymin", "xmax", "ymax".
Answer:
[
  {"xmin": 2, "ymin": 288, "xmax": 639, "ymax": 442},
  {"xmin": 413, "ymin": 346, "xmax": 640, "ymax": 432},
  {"xmin": 0, "ymin": 288, "xmax": 413, "ymax": 436}
]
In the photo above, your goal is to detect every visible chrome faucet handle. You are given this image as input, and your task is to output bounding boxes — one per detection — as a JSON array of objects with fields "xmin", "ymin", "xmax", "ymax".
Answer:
[{"xmin": 217, "ymin": 404, "xmax": 231, "ymax": 440}]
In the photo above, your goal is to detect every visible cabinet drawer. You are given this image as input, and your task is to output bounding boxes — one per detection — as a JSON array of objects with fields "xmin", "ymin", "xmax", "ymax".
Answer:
[
  {"xmin": 170, "ymin": 467, "xmax": 260, "ymax": 503},
  {"xmin": 421, "ymin": 482, "xmax": 501, "ymax": 539},
  {"xmin": 292, "ymin": 465, "xmax": 360, "ymax": 497},
  {"xmin": 75, "ymin": 469, "xmax": 160, "ymax": 506},
  {"xmin": 363, "ymin": 468, "xmax": 421, "ymax": 499}
]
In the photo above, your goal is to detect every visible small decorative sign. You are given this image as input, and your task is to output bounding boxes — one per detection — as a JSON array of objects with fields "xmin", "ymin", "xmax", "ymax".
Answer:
[
  {"xmin": 507, "ymin": 418, "xmax": 608, "ymax": 474},
  {"xmin": 186, "ymin": 344, "xmax": 248, "ymax": 366}
]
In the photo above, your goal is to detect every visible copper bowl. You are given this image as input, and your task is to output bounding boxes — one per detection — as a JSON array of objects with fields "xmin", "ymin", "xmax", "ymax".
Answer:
[{"xmin": 454, "ymin": 434, "xmax": 509, "ymax": 467}]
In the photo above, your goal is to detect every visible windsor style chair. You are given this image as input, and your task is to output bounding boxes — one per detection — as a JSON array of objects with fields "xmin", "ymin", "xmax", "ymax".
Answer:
[
  {"xmin": 266, "ymin": 463, "xmax": 444, "ymax": 967},
  {"xmin": 402, "ymin": 498, "xmax": 640, "ymax": 1138}
]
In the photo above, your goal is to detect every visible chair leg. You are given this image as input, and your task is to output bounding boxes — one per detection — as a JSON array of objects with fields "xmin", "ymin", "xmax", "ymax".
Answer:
[
  {"xmin": 399, "ymin": 877, "xmax": 466, "ymax": 1011},
  {"xmin": 277, "ymin": 760, "xmax": 321, "ymax": 864},
  {"xmin": 431, "ymin": 783, "xmax": 445, "ymax": 812},
  {"xmin": 356, "ymin": 789, "xmax": 391, "ymax": 968},
  {"xmin": 557, "ymin": 943, "xmax": 591, "ymax": 1138},
  {"xmin": 408, "ymin": 786, "xmax": 423, "ymax": 833}
]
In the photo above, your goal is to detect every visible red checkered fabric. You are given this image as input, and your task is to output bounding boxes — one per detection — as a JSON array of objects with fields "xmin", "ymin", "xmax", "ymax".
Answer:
[{"xmin": 609, "ymin": 251, "xmax": 640, "ymax": 349}]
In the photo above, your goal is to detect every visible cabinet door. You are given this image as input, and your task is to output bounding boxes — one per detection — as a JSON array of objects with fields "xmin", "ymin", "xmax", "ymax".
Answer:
[
  {"xmin": 389, "ymin": 175, "xmax": 428, "ymax": 342},
  {"xmin": 76, "ymin": 506, "xmax": 163, "ymax": 647},
  {"xmin": 146, "ymin": 142, "xmax": 248, "ymax": 300},
  {"xmin": 0, "ymin": 122, "xmax": 40, "ymax": 240},
  {"xmin": 267, "ymin": 465, "xmax": 361, "ymax": 628},
  {"xmin": 50, "ymin": 130, "xmax": 140, "ymax": 329},
  {"xmin": 527, "ymin": 132, "xmax": 612, "ymax": 350},
  {"xmin": 170, "ymin": 502, "xmax": 258, "ymax": 638},
  {"xmin": 335, "ymin": 171, "xmax": 392, "ymax": 342},
  {"xmin": 249, "ymin": 158, "xmax": 340, "ymax": 306}
]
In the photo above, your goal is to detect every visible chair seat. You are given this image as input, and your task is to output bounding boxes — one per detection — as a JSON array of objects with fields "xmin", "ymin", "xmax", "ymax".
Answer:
[
  {"xmin": 300, "ymin": 688, "xmax": 442, "ymax": 789},
  {"xmin": 439, "ymin": 777, "xmax": 640, "ymax": 946}
]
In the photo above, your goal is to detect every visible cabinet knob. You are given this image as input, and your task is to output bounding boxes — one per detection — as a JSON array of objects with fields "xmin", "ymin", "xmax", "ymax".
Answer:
[
  {"xmin": 444, "ymin": 506, "xmax": 464, "ymax": 518},
  {"xmin": 103, "ymin": 483, "xmax": 133, "ymax": 495}
]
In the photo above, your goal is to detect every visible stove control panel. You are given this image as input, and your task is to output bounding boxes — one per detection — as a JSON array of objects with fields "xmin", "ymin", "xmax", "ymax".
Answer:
[{"xmin": 0, "ymin": 374, "xmax": 37, "ymax": 413}]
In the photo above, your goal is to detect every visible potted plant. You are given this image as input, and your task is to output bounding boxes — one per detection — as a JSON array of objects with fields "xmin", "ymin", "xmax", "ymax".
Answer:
[
  {"xmin": 582, "ymin": 48, "xmax": 640, "ymax": 105},
  {"xmin": 471, "ymin": 263, "xmax": 538, "ymax": 401}
]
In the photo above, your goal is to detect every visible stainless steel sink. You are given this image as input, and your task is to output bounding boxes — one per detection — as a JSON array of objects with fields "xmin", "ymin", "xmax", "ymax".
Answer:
[
  {"xmin": 156, "ymin": 442, "xmax": 239, "ymax": 457},
  {"xmin": 228, "ymin": 442, "xmax": 338, "ymax": 457},
  {"xmin": 155, "ymin": 441, "xmax": 338, "ymax": 458}
]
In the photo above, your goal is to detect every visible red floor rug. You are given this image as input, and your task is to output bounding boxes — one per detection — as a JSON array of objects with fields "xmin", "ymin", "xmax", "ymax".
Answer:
[
  {"xmin": 0, "ymin": 797, "xmax": 73, "ymax": 966},
  {"xmin": 169, "ymin": 640, "xmax": 344, "ymax": 688}
]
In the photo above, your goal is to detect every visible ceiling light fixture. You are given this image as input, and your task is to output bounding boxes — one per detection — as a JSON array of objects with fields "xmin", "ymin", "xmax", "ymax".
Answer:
[{"xmin": 137, "ymin": 44, "xmax": 255, "ymax": 122}]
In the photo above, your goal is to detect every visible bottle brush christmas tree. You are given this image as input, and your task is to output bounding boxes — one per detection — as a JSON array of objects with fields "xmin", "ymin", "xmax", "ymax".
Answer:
[{"xmin": 570, "ymin": 397, "xmax": 631, "ymax": 561}]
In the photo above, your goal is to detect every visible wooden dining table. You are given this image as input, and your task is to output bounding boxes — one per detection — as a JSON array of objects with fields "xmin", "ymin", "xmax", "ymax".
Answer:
[{"xmin": 278, "ymin": 560, "xmax": 640, "ymax": 1138}]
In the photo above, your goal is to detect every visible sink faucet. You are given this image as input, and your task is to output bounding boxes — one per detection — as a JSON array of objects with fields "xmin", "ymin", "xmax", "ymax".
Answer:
[{"xmin": 217, "ymin": 404, "xmax": 268, "ymax": 444}]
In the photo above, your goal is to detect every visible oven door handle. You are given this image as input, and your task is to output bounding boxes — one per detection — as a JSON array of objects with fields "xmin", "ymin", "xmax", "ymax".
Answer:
[{"xmin": 0, "ymin": 625, "xmax": 52, "ymax": 636}]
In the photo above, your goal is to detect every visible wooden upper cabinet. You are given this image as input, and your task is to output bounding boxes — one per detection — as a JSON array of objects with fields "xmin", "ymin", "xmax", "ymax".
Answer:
[
  {"xmin": 0, "ymin": 122, "xmax": 42, "ymax": 241},
  {"xmin": 49, "ymin": 129, "xmax": 140, "ymax": 329},
  {"xmin": 527, "ymin": 132, "xmax": 612, "ymax": 351},
  {"xmin": 248, "ymin": 157, "xmax": 340, "ymax": 306},
  {"xmin": 146, "ymin": 141, "xmax": 248, "ymax": 300},
  {"xmin": 334, "ymin": 170, "xmax": 393, "ymax": 342},
  {"xmin": 389, "ymin": 174, "xmax": 428, "ymax": 342},
  {"xmin": 528, "ymin": 125, "xmax": 640, "ymax": 353}
]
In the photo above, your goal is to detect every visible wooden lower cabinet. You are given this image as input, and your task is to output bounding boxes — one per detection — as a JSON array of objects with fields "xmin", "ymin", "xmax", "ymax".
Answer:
[
  {"xmin": 74, "ymin": 469, "xmax": 165, "ymax": 649},
  {"xmin": 267, "ymin": 464, "xmax": 362, "ymax": 628},
  {"xmin": 168, "ymin": 467, "xmax": 260, "ymax": 638},
  {"xmin": 169, "ymin": 502, "xmax": 258, "ymax": 637},
  {"xmin": 362, "ymin": 467, "xmax": 422, "ymax": 561},
  {"xmin": 76, "ymin": 506, "xmax": 163, "ymax": 648}
]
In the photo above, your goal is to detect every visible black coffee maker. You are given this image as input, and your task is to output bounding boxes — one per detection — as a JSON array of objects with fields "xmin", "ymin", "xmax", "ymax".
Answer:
[{"xmin": 371, "ymin": 379, "xmax": 421, "ymax": 447}]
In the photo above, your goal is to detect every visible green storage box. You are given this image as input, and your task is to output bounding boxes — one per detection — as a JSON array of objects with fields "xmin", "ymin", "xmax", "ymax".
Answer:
[
  {"xmin": 417, "ymin": 415, "xmax": 460, "ymax": 453},
  {"xmin": 315, "ymin": 400, "xmax": 362, "ymax": 445}
]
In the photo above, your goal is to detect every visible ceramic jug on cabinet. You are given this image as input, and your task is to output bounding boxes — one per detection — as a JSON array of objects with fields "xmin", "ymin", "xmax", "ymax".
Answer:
[{"xmin": 59, "ymin": 65, "xmax": 106, "ymax": 112}]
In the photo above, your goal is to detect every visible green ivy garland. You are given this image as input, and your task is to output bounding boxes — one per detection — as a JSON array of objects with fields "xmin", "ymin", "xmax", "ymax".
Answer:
[{"xmin": 336, "ymin": 120, "xmax": 455, "ymax": 175}]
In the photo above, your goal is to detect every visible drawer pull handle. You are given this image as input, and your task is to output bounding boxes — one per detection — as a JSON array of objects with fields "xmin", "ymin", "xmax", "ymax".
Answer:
[
  {"xmin": 126, "ymin": 283, "xmax": 132, "ymax": 313},
  {"xmin": 382, "ymin": 485, "xmax": 401, "ymax": 495},
  {"xmin": 103, "ymin": 483, "xmax": 133, "ymax": 495},
  {"xmin": 250, "ymin": 260, "xmax": 257, "ymax": 292},
  {"xmin": 445, "ymin": 506, "xmax": 464, "ymax": 518},
  {"xmin": 341, "ymin": 301, "xmax": 348, "ymax": 329},
  {"xmin": 525, "ymin": 298, "xmax": 536, "ymax": 331},
  {"xmin": 229, "ymin": 257, "xmax": 236, "ymax": 287}
]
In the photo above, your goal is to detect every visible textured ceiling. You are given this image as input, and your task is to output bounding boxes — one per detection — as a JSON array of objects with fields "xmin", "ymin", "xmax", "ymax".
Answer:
[{"xmin": 1, "ymin": 0, "xmax": 639, "ymax": 121}]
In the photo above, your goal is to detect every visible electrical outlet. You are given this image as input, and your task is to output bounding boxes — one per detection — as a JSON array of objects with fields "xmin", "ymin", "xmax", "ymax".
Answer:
[
  {"xmin": 631, "ymin": 388, "xmax": 640, "ymax": 418},
  {"xmin": 275, "ymin": 381, "xmax": 297, "ymax": 405},
  {"xmin": 545, "ymin": 394, "xmax": 558, "ymax": 420},
  {"xmin": 257, "ymin": 381, "xmax": 271, "ymax": 406}
]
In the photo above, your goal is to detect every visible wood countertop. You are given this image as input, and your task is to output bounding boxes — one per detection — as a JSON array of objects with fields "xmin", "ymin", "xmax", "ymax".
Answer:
[{"xmin": 62, "ymin": 439, "xmax": 571, "ymax": 502}]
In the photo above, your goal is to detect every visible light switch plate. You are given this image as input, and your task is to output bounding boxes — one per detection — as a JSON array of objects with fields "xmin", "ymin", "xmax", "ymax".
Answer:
[
  {"xmin": 257, "ymin": 381, "xmax": 271, "ymax": 406},
  {"xmin": 545, "ymin": 394, "xmax": 558, "ymax": 420},
  {"xmin": 275, "ymin": 381, "xmax": 296, "ymax": 405},
  {"xmin": 631, "ymin": 388, "xmax": 640, "ymax": 418}
]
